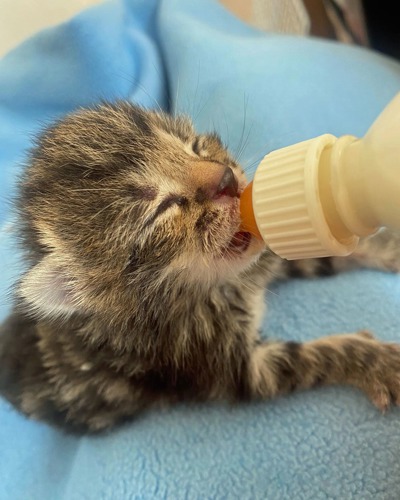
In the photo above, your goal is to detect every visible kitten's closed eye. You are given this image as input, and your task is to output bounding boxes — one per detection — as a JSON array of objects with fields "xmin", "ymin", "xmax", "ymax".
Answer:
[
  {"xmin": 192, "ymin": 136, "xmax": 212, "ymax": 157},
  {"xmin": 191, "ymin": 137, "xmax": 204, "ymax": 155},
  {"xmin": 191, "ymin": 133, "xmax": 228, "ymax": 166},
  {"xmin": 157, "ymin": 195, "xmax": 189, "ymax": 214},
  {"xmin": 145, "ymin": 195, "xmax": 189, "ymax": 228}
]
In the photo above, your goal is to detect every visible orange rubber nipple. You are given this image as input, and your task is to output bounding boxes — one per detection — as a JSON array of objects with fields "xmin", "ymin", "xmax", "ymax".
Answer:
[{"xmin": 239, "ymin": 182, "xmax": 262, "ymax": 239}]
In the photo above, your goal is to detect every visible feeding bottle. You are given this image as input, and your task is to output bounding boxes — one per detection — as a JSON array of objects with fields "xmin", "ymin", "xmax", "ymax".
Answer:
[{"xmin": 240, "ymin": 92, "xmax": 400, "ymax": 260}]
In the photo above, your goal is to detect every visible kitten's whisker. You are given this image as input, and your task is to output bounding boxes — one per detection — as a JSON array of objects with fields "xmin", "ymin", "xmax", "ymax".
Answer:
[
  {"xmin": 174, "ymin": 71, "xmax": 181, "ymax": 114},
  {"xmin": 149, "ymin": 60, "xmax": 172, "ymax": 110},
  {"xmin": 88, "ymin": 199, "xmax": 123, "ymax": 221},
  {"xmin": 192, "ymin": 90, "xmax": 214, "ymax": 125},
  {"xmin": 233, "ymin": 94, "xmax": 249, "ymax": 161},
  {"xmin": 222, "ymin": 109, "xmax": 231, "ymax": 149},
  {"xmin": 190, "ymin": 61, "xmax": 202, "ymax": 120},
  {"xmin": 240, "ymin": 129, "xmax": 300, "ymax": 174},
  {"xmin": 225, "ymin": 261, "xmax": 258, "ymax": 294},
  {"xmin": 113, "ymin": 70, "xmax": 165, "ymax": 113},
  {"xmin": 68, "ymin": 188, "xmax": 121, "ymax": 193},
  {"xmin": 243, "ymin": 264, "xmax": 280, "ymax": 297},
  {"xmin": 235, "ymin": 122, "xmax": 254, "ymax": 164},
  {"xmin": 245, "ymin": 258, "xmax": 284, "ymax": 293}
]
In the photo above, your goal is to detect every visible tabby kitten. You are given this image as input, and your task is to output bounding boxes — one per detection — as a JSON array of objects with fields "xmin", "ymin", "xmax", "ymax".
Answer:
[{"xmin": 1, "ymin": 102, "xmax": 400, "ymax": 433}]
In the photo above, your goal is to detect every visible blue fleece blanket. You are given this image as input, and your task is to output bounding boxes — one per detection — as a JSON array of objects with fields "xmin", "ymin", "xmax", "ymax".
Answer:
[{"xmin": 1, "ymin": 1, "xmax": 400, "ymax": 498}]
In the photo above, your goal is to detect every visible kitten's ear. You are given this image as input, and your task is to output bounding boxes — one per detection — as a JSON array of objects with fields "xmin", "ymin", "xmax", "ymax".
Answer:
[{"xmin": 19, "ymin": 255, "xmax": 80, "ymax": 318}]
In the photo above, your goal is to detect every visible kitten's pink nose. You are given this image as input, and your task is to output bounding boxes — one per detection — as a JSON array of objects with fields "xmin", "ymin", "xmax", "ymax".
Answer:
[{"xmin": 214, "ymin": 167, "xmax": 238, "ymax": 199}]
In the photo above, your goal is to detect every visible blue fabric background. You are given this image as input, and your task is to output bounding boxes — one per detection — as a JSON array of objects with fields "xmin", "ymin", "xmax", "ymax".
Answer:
[{"xmin": 1, "ymin": 0, "xmax": 400, "ymax": 498}]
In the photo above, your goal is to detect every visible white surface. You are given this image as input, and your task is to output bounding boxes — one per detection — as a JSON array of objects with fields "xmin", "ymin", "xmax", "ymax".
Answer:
[
  {"xmin": 0, "ymin": 0, "xmax": 101, "ymax": 57},
  {"xmin": 252, "ymin": 0, "xmax": 310, "ymax": 35}
]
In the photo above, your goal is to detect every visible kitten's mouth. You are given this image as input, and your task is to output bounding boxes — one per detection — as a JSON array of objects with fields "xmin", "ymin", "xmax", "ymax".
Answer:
[{"xmin": 224, "ymin": 231, "xmax": 252, "ymax": 256}]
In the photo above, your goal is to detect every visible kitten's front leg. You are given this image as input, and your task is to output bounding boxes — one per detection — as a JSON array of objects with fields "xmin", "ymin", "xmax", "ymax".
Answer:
[{"xmin": 248, "ymin": 331, "xmax": 400, "ymax": 411}]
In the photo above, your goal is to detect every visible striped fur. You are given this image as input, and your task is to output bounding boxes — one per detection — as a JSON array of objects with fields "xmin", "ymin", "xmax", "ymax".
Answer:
[{"xmin": 1, "ymin": 102, "xmax": 400, "ymax": 433}]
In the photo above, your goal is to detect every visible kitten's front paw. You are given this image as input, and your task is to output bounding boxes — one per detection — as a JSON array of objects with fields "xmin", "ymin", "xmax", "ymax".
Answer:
[{"xmin": 358, "ymin": 341, "xmax": 400, "ymax": 412}]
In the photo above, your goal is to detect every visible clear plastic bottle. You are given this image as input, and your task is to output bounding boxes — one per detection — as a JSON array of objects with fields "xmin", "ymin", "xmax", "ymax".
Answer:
[{"xmin": 240, "ymin": 93, "xmax": 400, "ymax": 260}]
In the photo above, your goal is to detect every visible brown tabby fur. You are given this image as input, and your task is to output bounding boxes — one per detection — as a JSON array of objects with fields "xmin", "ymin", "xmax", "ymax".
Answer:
[{"xmin": 1, "ymin": 102, "xmax": 400, "ymax": 433}]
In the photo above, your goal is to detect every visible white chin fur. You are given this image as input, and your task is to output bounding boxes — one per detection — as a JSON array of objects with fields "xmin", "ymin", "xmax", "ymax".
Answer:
[{"xmin": 163, "ymin": 239, "xmax": 264, "ymax": 286}]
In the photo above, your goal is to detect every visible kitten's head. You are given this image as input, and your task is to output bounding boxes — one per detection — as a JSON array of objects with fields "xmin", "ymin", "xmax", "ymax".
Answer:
[{"xmin": 18, "ymin": 103, "xmax": 264, "ymax": 319}]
